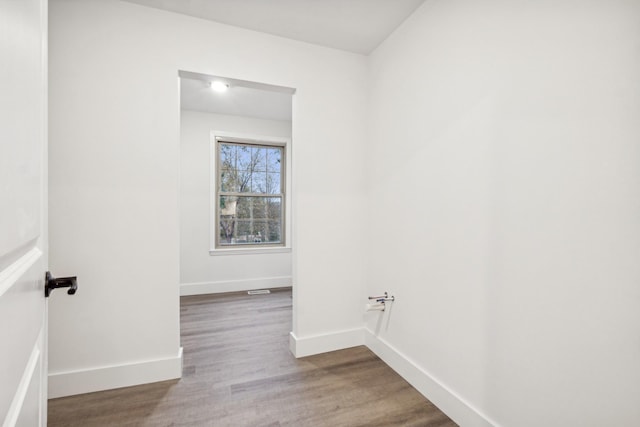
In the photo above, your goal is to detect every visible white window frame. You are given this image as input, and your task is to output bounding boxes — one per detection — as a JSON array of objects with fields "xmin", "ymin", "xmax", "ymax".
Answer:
[{"xmin": 209, "ymin": 131, "xmax": 292, "ymax": 255}]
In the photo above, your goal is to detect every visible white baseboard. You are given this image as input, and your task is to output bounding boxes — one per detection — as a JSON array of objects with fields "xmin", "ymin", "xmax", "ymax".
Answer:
[
  {"xmin": 289, "ymin": 328, "xmax": 364, "ymax": 358},
  {"xmin": 48, "ymin": 347, "xmax": 183, "ymax": 398},
  {"xmin": 364, "ymin": 329, "xmax": 497, "ymax": 427},
  {"xmin": 180, "ymin": 276, "xmax": 292, "ymax": 296}
]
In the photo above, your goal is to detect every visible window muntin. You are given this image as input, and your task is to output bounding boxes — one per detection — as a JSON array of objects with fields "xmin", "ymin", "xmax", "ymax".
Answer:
[{"xmin": 216, "ymin": 140, "xmax": 285, "ymax": 248}]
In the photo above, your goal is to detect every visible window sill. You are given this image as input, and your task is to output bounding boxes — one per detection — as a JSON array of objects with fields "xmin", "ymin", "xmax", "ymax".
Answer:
[{"xmin": 209, "ymin": 247, "xmax": 292, "ymax": 256}]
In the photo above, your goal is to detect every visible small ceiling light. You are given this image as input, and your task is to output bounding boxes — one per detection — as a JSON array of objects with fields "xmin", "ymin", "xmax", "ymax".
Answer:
[{"xmin": 210, "ymin": 81, "xmax": 229, "ymax": 93}]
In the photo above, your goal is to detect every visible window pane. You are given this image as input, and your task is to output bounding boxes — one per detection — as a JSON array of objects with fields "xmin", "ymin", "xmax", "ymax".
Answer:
[
  {"xmin": 267, "ymin": 220, "xmax": 281, "ymax": 243},
  {"xmin": 218, "ymin": 195, "xmax": 238, "ymax": 244},
  {"xmin": 236, "ymin": 145, "xmax": 252, "ymax": 172},
  {"xmin": 235, "ymin": 220, "xmax": 252, "ymax": 243},
  {"xmin": 266, "ymin": 173, "xmax": 281, "ymax": 194},
  {"xmin": 251, "ymin": 147, "xmax": 266, "ymax": 172},
  {"xmin": 252, "ymin": 197, "xmax": 268, "ymax": 219},
  {"xmin": 219, "ymin": 195, "xmax": 238, "ymax": 216},
  {"xmin": 251, "ymin": 172, "xmax": 267, "ymax": 193},
  {"xmin": 218, "ymin": 196, "xmax": 282, "ymax": 246},
  {"xmin": 220, "ymin": 145, "xmax": 238, "ymax": 192},
  {"xmin": 267, "ymin": 198, "xmax": 281, "ymax": 217},
  {"xmin": 220, "ymin": 144, "xmax": 236, "ymax": 170},
  {"xmin": 220, "ymin": 169, "xmax": 237, "ymax": 192},
  {"xmin": 266, "ymin": 147, "xmax": 282, "ymax": 173}
]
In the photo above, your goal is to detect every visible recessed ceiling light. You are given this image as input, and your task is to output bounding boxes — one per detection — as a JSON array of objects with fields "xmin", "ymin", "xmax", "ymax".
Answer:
[{"xmin": 210, "ymin": 81, "xmax": 229, "ymax": 93}]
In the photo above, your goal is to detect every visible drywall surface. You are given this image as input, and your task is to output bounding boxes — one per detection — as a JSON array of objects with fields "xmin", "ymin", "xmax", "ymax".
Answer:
[
  {"xmin": 180, "ymin": 110, "xmax": 292, "ymax": 292},
  {"xmin": 365, "ymin": 1, "xmax": 640, "ymax": 426},
  {"xmin": 49, "ymin": 0, "xmax": 367, "ymax": 395}
]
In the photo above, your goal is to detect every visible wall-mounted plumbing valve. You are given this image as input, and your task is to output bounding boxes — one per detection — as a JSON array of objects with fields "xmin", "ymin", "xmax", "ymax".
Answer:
[
  {"xmin": 366, "ymin": 291, "xmax": 395, "ymax": 312},
  {"xmin": 368, "ymin": 291, "xmax": 395, "ymax": 303}
]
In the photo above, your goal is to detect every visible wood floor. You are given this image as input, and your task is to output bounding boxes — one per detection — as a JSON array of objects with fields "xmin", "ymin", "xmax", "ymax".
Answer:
[{"xmin": 48, "ymin": 289, "xmax": 456, "ymax": 426}]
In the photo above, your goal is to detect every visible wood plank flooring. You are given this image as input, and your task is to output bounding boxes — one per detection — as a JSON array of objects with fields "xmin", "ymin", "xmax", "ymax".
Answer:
[{"xmin": 48, "ymin": 289, "xmax": 456, "ymax": 426}]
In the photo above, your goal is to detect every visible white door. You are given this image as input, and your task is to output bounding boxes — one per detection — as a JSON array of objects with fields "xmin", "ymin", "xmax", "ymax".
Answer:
[{"xmin": 1, "ymin": 0, "xmax": 49, "ymax": 425}]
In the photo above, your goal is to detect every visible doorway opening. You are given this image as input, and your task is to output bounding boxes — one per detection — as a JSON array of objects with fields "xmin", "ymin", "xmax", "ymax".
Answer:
[{"xmin": 177, "ymin": 69, "xmax": 294, "ymax": 305}]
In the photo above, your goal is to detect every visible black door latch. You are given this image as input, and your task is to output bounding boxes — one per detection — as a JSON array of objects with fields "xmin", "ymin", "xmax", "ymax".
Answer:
[{"xmin": 45, "ymin": 271, "xmax": 78, "ymax": 297}]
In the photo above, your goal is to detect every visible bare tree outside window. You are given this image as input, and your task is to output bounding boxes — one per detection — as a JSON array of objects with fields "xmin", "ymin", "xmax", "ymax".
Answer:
[{"xmin": 217, "ymin": 141, "xmax": 284, "ymax": 247}]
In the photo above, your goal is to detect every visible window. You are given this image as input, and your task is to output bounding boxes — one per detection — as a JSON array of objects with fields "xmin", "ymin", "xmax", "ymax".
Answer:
[{"xmin": 214, "ymin": 136, "xmax": 286, "ymax": 249}]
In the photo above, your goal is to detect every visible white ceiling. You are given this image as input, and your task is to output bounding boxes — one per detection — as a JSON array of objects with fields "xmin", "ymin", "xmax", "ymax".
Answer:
[
  {"xmin": 121, "ymin": 0, "xmax": 426, "ymax": 54},
  {"xmin": 180, "ymin": 73, "xmax": 293, "ymax": 121}
]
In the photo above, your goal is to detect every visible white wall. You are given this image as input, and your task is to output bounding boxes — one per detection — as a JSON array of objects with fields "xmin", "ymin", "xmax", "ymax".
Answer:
[
  {"xmin": 180, "ymin": 110, "xmax": 292, "ymax": 295},
  {"xmin": 49, "ymin": 0, "xmax": 367, "ymax": 396},
  {"xmin": 366, "ymin": 1, "xmax": 640, "ymax": 426}
]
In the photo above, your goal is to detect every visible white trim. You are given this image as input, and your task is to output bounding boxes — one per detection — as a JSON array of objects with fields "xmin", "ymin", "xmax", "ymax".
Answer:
[
  {"xmin": 180, "ymin": 277, "xmax": 292, "ymax": 296},
  {"xmin": 4, "ymin": 339, "xmax": 41, "ymax": 427},
  {"xmin": 289, "ymin": 328, "xmax": 364, "ymax": 358},
  {"xmin": 214, "ymin": 132, "xmax": 289, "ymax": 146},
  {"xmin": 209, "ymin": 247, "xmax": 291, "ymax": 256},
  {"xmin": 0, "ymin": 247, "xmax": 42, "ymax": 298},
  {"xmin": 48, "ymin": 347, "xmax": 183, "ymax": 399},
  {"xmin": 39, "ymin": 0, "xmax": 49, "ymax": 421},
  {"xmin": 178, "ymin": 70, "xmax": 296, "ymax": 95},
  {"xmin": 364, "ymin": 329, "xmax": 498, "ymax": 427}
]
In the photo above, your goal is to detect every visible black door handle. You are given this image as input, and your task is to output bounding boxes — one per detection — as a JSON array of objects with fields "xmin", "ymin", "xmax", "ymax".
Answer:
[{"xmin": 45, "ymin": 271, "xmax": 78, "ymax": 297}]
